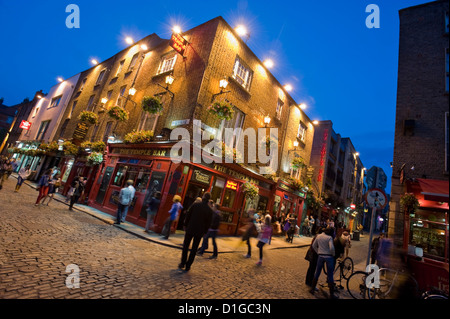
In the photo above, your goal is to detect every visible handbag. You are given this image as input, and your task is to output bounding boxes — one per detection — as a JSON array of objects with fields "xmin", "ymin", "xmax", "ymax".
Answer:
[
  {"xmin": 305, "ymin": 246, "xmax": 315, "ymax": 261},
  {"xmin": 67, "ymin": 187, "xmax": 75, "ymax": 197}
]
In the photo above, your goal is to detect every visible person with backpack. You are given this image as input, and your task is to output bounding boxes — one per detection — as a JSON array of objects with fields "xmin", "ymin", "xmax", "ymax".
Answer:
[
  {"xmin": 144, "ymin": 191, "xmax": 161, "ymax": 233},
  {"xmin": 68, "ymin": 176, "xmax": 85, "ymax": 211}
]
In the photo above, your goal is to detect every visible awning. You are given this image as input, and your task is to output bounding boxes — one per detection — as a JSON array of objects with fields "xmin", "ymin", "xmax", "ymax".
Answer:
[{"xmin": 416, "ymin": 178, "xmax": 449, "ymax": 202}]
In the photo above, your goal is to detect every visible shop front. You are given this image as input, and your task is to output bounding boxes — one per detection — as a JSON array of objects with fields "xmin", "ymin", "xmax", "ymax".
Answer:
[
  {"xmin": 87, "ymin": 142, "xmax": 276, "ymax": 235},
  {"xmin": 404, "ymin": 178, "xmax": 449, "ymax": 295},
  {"xmin": 272, "ymin": 179, "xmax": 307, "ymax": 227}
]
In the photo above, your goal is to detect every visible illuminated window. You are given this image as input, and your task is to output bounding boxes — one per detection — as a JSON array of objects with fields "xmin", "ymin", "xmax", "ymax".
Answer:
[
  {"xmin": 128, "ymin": 53, "xmax": 139, "ymax": 71},
  {"xmin": 116, "ymin": 86, "xmax": 126, "ymax": 107},
  {"xmin": 157, "ymin": 54, "xmax": 177, "ymax": 74},
  {"xmin": 232, "ymin": 56, "xmax": 253, "ymax": 90},
  {"xmin": 297, "ymin": 122, "xmax": 307, "ymax": 142},
  {"xmin": 116, "ymin": 60, "xmax": 125, "ymax": 76},
  {"xmin": 95, "ymin": 69, "xmax": 106, "ymax": 85},
  {"xmin": 276, "ymin": 99, "xmax": 284, "ymax": 120}
]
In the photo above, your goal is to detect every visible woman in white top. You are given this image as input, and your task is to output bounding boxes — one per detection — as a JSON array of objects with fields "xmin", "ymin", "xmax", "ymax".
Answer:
[{"xmin": 15, "ymin": 165, "xmax": 31, "ymax": 192}]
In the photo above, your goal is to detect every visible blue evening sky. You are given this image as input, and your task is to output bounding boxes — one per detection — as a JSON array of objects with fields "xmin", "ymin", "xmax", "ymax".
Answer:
[{"xmin": 0, "ymin": 0, "xmax": 430, "ymax": 194}]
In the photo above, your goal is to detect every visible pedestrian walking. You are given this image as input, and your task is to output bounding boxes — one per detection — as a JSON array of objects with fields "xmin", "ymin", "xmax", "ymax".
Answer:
[
  {"xmin": 114, "ymin": 180, "xmax": 135, "ymax": 224},
  {"xmin": 68, "ymin": 176, "xmax": 85, "ymax": 211},
  {"xmin": 371, "ymin": 232, "xmax": 385, "ymax": 265},
  {"xmin": 341, "ymin": 231, "xmax": 351, "ymax": 258},
  {"xmin": 309, "ymin": 227, "xmax": 338, "ymax": 299},
  {"xmin": 144, "ymin": 191, "xmax": 161, "ymax": 233},
  {"xmin": 0, "ymin": 157, "xmax": 6, "ymax": 190},
  {"xmin": 120, "ymin": 180, "xmax": 135, "ymax": 223},
  {"xmin": 197, "ymin": 202, "xmax": 221, "ymax": 259},
  {"xmin": 15, "ymin": 165, "xmax": 31, "ymax": 192},
  {"xmin": 179, "ymin": 192, "xmax": 212, "ymax": 272},
  {"xmin": 255, "ymin": 215, "xmax": 273, "ymax": 266},
  {"xmin": 35, "ymin": 169, "xmax": 52, "ymax": 206},
  {"xmin": 241, "ymin": 208, "xmax": 258, "ymax": 258},
  {"xmin": 305, "ymin": 228, "xmax": 322, "ymax": 287},
  {"xmin": 41, "ymin": 173, "xmax": 61, "ymax": 206},
  {"xmin": 4, "ymin": 159, "xmax": 13, "ymax": 179},
  {"xmin": 161, "ymin": 195, "xmax": 183, "ymax": 239},
  {"xmin": 10, "ymin": 158, "xmax": 19, "ymax": 174}
]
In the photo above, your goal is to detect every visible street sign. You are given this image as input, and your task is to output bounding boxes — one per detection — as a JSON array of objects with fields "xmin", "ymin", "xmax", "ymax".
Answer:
[
  {"xmin": 169, "ymin": 33, "xmax": 188, "ymax": 57},
  {"xmin": 365, "ymin": 188, "xmax": 387, "ymax": 209},
  {"xmin": 19, "ymin": 120, "xmax": 31, "ymax": 130}
]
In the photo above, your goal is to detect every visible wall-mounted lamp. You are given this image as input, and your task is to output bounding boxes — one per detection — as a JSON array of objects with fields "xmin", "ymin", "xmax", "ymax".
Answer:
[
  {"xmin": 128, "ymin": 87, "xmax": 137, "ymax": 96},
  {"xmin": 211, "ymin": 78, "xmax": 231, "ymax": 102},
  {"xmin": 264, "ymin": 115, "xmax": 271, "ymax": 128},
  {"xmin": 156, "ymin": 75, "xmax": 175, "ymax": 99},
  {"xmin": 101, "ymin": 97, "xmax": 108, "ymax": 104}
]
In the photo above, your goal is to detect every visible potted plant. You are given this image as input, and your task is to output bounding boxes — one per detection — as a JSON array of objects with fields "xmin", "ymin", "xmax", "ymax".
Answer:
[
  {"xmin": 400, "ymin": 193, "xmax": 420, "ymax": 214},
  {"xmin": 141, "ymin": 96, "xmax": 163, "ymax": 114},
  {"xmin": 107, "ymin": 106, "xmax": 129, "ymax": 122},
  {"xmin": 63, "ymin": 141, "xmax": 79, "ymax": 156},
  {"xmin": 87, "ymin": 152, "xmax": 103, "ymax": 166},
  {"xmin": 207, "ymin": 101, "xmax": 234, "ymax": 121},
  {"xmin": 124, "ymin": 130, "xmax": 154, "ymax": 144},
  {"xmin": 291, "ymin": 157, "xmax": 306, "ymax": 170},
  {"xmin": 242, "ymin": 181, "xmax": 259, "ymax": 200},
  {"xmin": 79, "ymin": 111, "xmax": 99, "ymax": 125}
]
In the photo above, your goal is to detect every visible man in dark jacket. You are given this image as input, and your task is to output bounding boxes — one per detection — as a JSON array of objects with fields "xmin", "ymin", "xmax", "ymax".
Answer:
[
  {"xmin": 196, "ymin": 201, "xmax": 221, "ymax": 259},
  {"xmin": 179, "ymin": 192, "xmax": 213, "ymax": 271}
]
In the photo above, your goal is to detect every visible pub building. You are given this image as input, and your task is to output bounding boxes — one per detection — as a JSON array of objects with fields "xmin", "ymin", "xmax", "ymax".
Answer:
[{"xmin": 86, "ymin": 140, "xmax": 307, "ymax": 236}]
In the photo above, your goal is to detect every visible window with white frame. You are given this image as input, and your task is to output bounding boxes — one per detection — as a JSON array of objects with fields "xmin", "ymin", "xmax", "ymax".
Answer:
[
  {"xmin": 128, "ymin": 53, "xmax": 139, "ymax": 71},
  {"xmin": 115, "ymin": 60, "xmax": 125, "ymax": 77},
  {"xmin": 276, "ymin": 99, "xmax": 284, "ymax": 120},
  {"xmin": 116, "ymin": 86, "xmax": 126, "ymax": 107},
  {"xmin": 297, "ymin": 121, "xmax": 307, "ymax": 143},
  {"xmin": 49, "ymin": 95, "xmax": 62, "ymax": 108},
  {"xmin": 232, "ymin": 56, "xmax": 253, "ymax": 90},
  {"xmin": 157, "ymin": 54, "xmax": 177, "ymax": 75},
  {"xmin": 217, "ymin": 105, "xmax": 245, "ymax": 148},
  {"xmin": 95, "ymin": 69, "xmax": 106, "ymax": 85}
]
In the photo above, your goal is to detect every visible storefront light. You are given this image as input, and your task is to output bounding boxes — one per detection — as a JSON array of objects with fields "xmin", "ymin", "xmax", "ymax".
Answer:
[{"xmin": 128, "ymin": 87, "xmax": 137, "ymax": 96}]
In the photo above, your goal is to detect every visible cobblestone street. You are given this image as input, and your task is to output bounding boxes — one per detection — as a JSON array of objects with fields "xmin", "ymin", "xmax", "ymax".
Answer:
[{"xmin": 0, "ymin": 176, "xmax": 369, "ymax": 300}]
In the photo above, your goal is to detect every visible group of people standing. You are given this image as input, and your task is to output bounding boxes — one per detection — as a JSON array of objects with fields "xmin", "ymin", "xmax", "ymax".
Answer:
[
  {"xmin": 35, "ymin": 167, "xmax": 62, "ymax": 206},
  {"xmin": 0, "ymin": 157, "xmax": 19, "ymax": 190},
  {"xmin": 304, "ymin": 225, "xmax": 352, "ymax": 299}
]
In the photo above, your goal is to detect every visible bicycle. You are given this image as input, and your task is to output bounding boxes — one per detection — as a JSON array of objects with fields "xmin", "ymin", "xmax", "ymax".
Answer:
[
  {"xmin": 322, "ymin": 256, "xmax": 354, "ymax": 289},
  {"xmin": 346, "ymin": 270, "xmax": 371, "ymax": 299}
]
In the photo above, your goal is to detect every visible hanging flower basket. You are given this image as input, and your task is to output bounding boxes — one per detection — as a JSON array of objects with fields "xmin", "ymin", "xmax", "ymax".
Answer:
[
  {"xmin": 81, "ymin": 141, "xmax": 106, "ymax": 152},
  {"xmin": 207, "ymin": 101, "xmax": 234, "ymax": 121},
  {"xmin": 87, "ymin": 152, "xmax": 103, "ymax": 166},
  {"xmin": 288, "ymin": 177, "xmax": 304, "ymax": 191},
  {"xmin": 107, "ymin": 106, "xmax": 129, "ymax": 122},
  {"xmin": 63, "ymin": 141, "xmax": 79, "ymax": 156},
  {"xmin": 291, "ymin": 157, "xmax": 306, "ymax": 170},
  {"xmin": 79, "ymin": 111, "xmax": 99, "ymax": 125},
  {"xmin": 141, "ymin": 96, "xmax": 163, "ymax": 115},
  {"xmin": 124, "ymin": 130, "xmax": 154, "ymax": 144},
  {"xmin": 400, "ymin": 193, "xmax": 420, "ymax": 214},
  {"xmin": 242, "ymin": 182, "xmax": 259, "ymax": 200}
]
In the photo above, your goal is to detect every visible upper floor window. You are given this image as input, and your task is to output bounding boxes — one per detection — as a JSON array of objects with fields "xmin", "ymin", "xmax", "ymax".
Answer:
[
  {"xmin": 116, "ymin": 86, "xmax": 127, "ymax": 107},
  {"xmin": 445, "ymin": 11, "xmax": 449, "ymax": 34},
  {"xmin": 446, "ymin": 112, "xmax": 449, "ymax": 172},
  {"xmin": 128, "ymin": 53, "xmax": 139, "ymax": 72},
  {"xmin": 79, "ymin": 78, "xmax": 87, "ymax": 91},
  {"xmin": 86, "ymin": 95, "xmax": 95, "ymax": 111},
  {"xmin": 95, "ymin": 69, "xmax": 106, "ymax": 85},
  {"xmin": 115, "ymin": 60, "xmax": 125, "ymax": 77},
  {"xmin": 297, "ymin": 122, "xmax": 307, "ymax": 143},
  {"xmin": 49, "ymin": 95, "xmax": 62, "ymax": 108},
  {"xmin": 36, "ymin": 120, "xmax": 51, "ymax": 141},
  {"xmin": 157, "ymin": 53, "xmax": 177, "ymax": 75},
  {"xmin": 232, "ymin": 56, "xmax": 253, "ymax": 91},
  {"xmin": 445, "ymin": 48, "xmax": 449, "ymax": 93},
  {"xmin": 276, "ymin": 99, "xmax": 284, "ymax": 120}
]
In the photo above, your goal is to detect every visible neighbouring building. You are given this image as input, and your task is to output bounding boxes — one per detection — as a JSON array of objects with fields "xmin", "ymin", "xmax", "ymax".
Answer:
[
  {"xmin": 309, "ymin": 120, "xmax": 365, "ymax": 230},
  {"xmin": 0, "ymin": 99, "xmax": 18, "ymax": 154},
  {"xmin": 389, "ymin": 0, "xmax": 449, "ymax": 294}
]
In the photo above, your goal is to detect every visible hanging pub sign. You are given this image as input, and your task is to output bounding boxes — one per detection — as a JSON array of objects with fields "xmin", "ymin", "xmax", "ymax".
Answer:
[
  {"xmin": 19, "ymin": 120, "xmax": 31, "ymax": 130},
  {"xmin": 169, "ymin": 33, "xmax": 188, "ymax": 57},
  {"xmin": 72, "ymin": 122, "xmax": 89, "ymax": 141}
]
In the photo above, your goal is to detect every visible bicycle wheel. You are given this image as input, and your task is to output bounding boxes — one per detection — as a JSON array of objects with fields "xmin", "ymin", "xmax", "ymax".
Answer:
[
  {"xmin": 341, "ymin": 257, "xmax": 354, "ymax": 280},
  {"xmin": 346, "ymin": 271, "xmax": 370, "ymax": 299}
]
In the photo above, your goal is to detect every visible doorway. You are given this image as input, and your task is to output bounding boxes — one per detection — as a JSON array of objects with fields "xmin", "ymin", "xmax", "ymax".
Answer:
[{"xmin": 177, "ymin": 183, "xmax": 206, "ymax": 230}]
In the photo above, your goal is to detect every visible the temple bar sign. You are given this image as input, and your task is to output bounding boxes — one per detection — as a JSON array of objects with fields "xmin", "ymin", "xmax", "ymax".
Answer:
[{"xmin": 169, "ymin": 33, "xmax": 188, "ymax": 56}]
